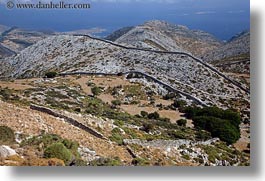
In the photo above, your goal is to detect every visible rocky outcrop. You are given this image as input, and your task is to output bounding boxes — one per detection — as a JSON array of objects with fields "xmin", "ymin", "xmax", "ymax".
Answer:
[{"xmin": 0, "ymin": 145, "xmax": 17, "ymax": 158}]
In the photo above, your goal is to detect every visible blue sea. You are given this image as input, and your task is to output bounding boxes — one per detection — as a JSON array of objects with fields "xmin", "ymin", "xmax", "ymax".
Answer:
[{"xmin": 0, "ymin": 0, "xmax": 250, "ymax": 40}]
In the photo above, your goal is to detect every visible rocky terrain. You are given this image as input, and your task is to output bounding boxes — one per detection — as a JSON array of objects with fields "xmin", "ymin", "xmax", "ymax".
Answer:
[
  {"xmin": 0, "ymin": 75, "xmax": 250, "ymax": 166},
  {"xmin": 0, "ymin": 26, "xmax": 53, "ymax": 58},
  {"xmin": 112, "ymin": 20, "xmax": 223, "ymax": 57},
  {"xmin": 203, "ymin": 31, "xmax": 250, "ymax": 63},
  {"xmin": 0, "ymin": 21, "xmax": 250, "ymax": 166},
  {"xmin": 203, "ymin": 31, "xmax": 250, "ymax": 89}
]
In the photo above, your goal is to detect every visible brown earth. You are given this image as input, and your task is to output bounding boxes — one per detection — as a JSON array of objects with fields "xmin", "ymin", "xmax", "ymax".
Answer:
[{"xmin": 0, "ymin": 100, "xmax": 132, "ymax": 163}]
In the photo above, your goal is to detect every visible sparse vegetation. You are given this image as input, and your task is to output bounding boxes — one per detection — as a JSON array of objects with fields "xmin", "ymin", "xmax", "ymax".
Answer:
[
  {"xmin": 89, "ymin": 157, "xmax": 122, "ymax": 166},
  {"xmin": 44, "ymin": 143, "xmax": 72, "ymax": 164},
  {"xmin": 91, "ymin": 86, "xmax": 102, "ymax": 96},
  {"xmin": 0, "ymin": 126, "xmax": 15, "ymax": 145},
  {"xmin": 177, "ymin": 119, "xmax": 187, "ymax": 127},
  {"xmin": 45, "ymin": 71, "xmax": 57, "ymax": 78}
]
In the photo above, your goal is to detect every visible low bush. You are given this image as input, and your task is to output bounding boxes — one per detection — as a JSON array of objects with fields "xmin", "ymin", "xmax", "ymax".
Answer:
[
  {"xmin": 177, "ymin": 119, "xmax": 187, "ymax": 127},
  {"xmin": 109, "ymin": 128, "xmax": 123, "ymax": 145},
  {"xmin": 111, "ymin": 100, "xmax": 122, "ymax": 106},
  {"xmin": 184, "ymin": 106, "xmax": 241, "ymax": 144},
  {"xmin": 90, "ymin": 157, "xmax": 122, "ymax": 166},
  {"xmin": 148, "ymin": 112, "xmax": 160, "ymax": 120},
  {"xmin": 0, "ymin": 126, "xmax": 15, "ymax": 145},
  {"xmin": 91, "ymin": 86, "xmax": 102, "ymax": 96},
  {"xmin": 44, "ymin": 143, "xmax": 72, "ymax": 164},
  {"xmin": 45, "ymin": 71, "xmax": 57, "ymax": 78},
  {"xmin": 140, "ymin": 111, "xmax": 149, "ymax": 118}
]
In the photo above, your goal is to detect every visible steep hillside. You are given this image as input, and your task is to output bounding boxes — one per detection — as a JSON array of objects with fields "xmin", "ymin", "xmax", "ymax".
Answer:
[
  {"xmin": 0, "ymin": 35, "xmax": 250, "ymax": 119},
  {"xmin": 113, "ymin": 20, "xmax": 223, "ymax": 56}
]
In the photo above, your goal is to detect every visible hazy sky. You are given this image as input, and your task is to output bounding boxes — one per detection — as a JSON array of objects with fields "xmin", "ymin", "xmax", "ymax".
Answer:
[{"xmin": 0, "ymin": 0, "xmax": 250, "ymax": 40}]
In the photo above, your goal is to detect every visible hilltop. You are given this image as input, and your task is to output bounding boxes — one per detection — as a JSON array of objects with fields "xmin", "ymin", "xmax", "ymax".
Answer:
[{"xmin": 108, "ymin": 20, "xmax": 223, "ymax": 57}]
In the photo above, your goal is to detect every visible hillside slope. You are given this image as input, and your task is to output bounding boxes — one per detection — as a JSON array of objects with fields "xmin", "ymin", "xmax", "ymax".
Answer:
[
  {"xmin": 0, "ymin": 27, "xmax": 53, "ymax": 58},
  {"xmin": 203, "ymin": 31, "xmax": 250, "ymax": 63},
  {"xmin": 0, "ymin": 35, "xmax": 249, "ymax": 118},
  {"xmin": 113, "ymin": 20, "xmax": 223, "ymax": 57}
]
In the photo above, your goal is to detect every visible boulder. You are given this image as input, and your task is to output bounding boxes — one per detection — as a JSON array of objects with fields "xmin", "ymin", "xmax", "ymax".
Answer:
[{"xmin": 0, "ymin": 145, "xmax": 17, "ymax": 158}]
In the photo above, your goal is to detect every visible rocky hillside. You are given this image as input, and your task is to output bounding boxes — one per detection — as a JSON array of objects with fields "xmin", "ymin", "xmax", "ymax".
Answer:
[
  {"xmin": 0, "ymin": 25, "xmax": 9, "ymax": 34},
  {"xmin": 0, "ymin": 26, "xmax": 53, "ymax": 58},
  {"xmin": 0, "ymin": 44, "xmax": 15, "ymax": 59},
  {"xmin": 0, "ymin": 34, "xmax": 250, "ymax": 119},
  {"xmin": 105, "ymin": 26, "xmax": 134, "ymax": 41},
  {"xmin": 203, "ymin": 31, "xmax": 250, "ymax": 63},
  {"xmin": 112, "ymin": 20, "xmax": 223, "ymax": 57},
  {"xmin": 203, "ymin": 31, "xmax": 250, "ymax": 89},
  {"xmin": 0, "ymin": 74, "xmax": 250, "ymax": 166}
]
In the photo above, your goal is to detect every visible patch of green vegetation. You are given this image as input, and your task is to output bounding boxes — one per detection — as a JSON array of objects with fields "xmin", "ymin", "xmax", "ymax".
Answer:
[
  {"xmin": 21, "ymin": 133, "xmax": 80, "ymax": 159},
  {"xmin": 195, "ymin": 130, "xmax": 212, "ymax": 141},
  {"xmin": 111, "ymin": 100, "xmax": 122, "ymax": 106},
  {"xmin": 91, "ymin": 86, "xmax": 102, "ymax": 96},
  {"xmin": 90, "ymin": 157, "xmax": 122, "ymax": 166},
  {"xmin": 44, "ymin": 143, "xmax": 72, "ymax": 164},
  {"xmin": 85, "ymin": 97, "xmax": 137, "ymax": 124},
  {"xmin": 124, "ymin": 85, "xmax": 145, "ymax": 99},
  {"xmin": 184, "ymin": 106, "xmax": 241, "ymax": 144},
  {"xmin": 109, "ymin": 128, "xmax": 124, "ymax": 145},
  {"xmin": 199, "ymin": 145, "xmax": 220, "ymax": 163},
  {"xmin": 46, "ymin": 90, "xmax": 69, "ymax": 99},
  {"xmin": 0, "ymin": 126, "xmax": 15, "ymax": 145},
  {"xmin": 132, "ymin": 157, "xmax": 150, "ymax": 166},
  {"xmin": 147, "ymin": 112, "xmax": 160, "ymax": 120},
  {"xmin": 182, "ymin": 154, "xmax": 191, "ymax": 160},
  {"xmin": 113, "ymin": 120, "xmax": 125, "ymax": 127},
  {"xmin": 177, "ymin": 119, "xmax": 187, "ymax": 127},
  {"xmin": 44, "ymin": 71, "xmax": 57, "ymax": 78}
]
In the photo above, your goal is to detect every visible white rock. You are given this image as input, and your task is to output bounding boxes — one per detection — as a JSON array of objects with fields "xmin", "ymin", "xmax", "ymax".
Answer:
[{"xmin": 0, "ymin": 145, "xmax": 17, "ymax": 158}]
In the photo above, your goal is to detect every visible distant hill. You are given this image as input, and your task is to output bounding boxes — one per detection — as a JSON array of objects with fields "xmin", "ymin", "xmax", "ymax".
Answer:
[
  {"xmin": 0, "ymin": 26, "xmax": 53, "ymax": 58},
  {"xmin": 105, "ymin": 26, "xmax": 134, "ymax": 41},
  {"xmin": 203, "ymin": 31, "xmax": 250, "ymax": 63},
  {"xmin": 108, "ymin": 20, "xmax": 223, "ymax": 57},
  {"xmin": 203, "ymin": 31, "xmax": 250, "ymax": 74}
]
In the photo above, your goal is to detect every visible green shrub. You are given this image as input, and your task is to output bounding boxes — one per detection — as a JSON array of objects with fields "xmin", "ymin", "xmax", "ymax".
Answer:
[
  {"xmin": 44, "ymin": 143, "xmax": 72, "ymax": 164},
  {"xmin": 111, "ymin": 100, "xmax": 122, "ymax": 106},
  {"xmin": 91, "ymin": 86, "xmax": 102, "ymax": 96},
  {"xmin": 148, "ymin": 112, "xmax": 160, "ymax": 120},
  {"xmin": 90, "ymin": 157, "xmax": 122, "ymax": 166},
  {"xmin": 45, "ymin": 71, "xmax": 57, "ymax": 78},
  {"xmin": 132, "ymin": 157, "xmax": 150, "ymax": 166},
  {"xmin": 142, "ymin": 123, "xmax": 155, "ymax": 133},
  {"xmin": 182, "ymin": 154, "xmax": 191, "ymax": 160},
  {"xmin": 140, "ymin": 111, "xmax": 149, "ymax": 118},
  {"xmin": 0, "ymin": 126, "xmax": 15, "ymax": 144},
  {"xmin": 173, "ymin": 100, "xmax": 187, "ymax": 108},
  {"xmin": 177, "ymin": 119, "xmax": 187, "ymax": 127},
  {"xmin": 109, "ymin": 128, "xmax": 123, "ymax": 145},
  {"xmin": 193, "ymin": 116, "xmax": 240, "ymax": 144},
  {"xmin": 184, "ymin": 106, "xmax": 241, "ymax": 144},
  {"xmin": 195, "ymin": 130, "xmax": 212, "ymax": 141},
  {"xmin": 0, "ymin": 88, "xmax": 12, "ymax": 101},
  {"xmin": 21, "ymin": 134, "xmax": 62, "ymax": 149}
]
